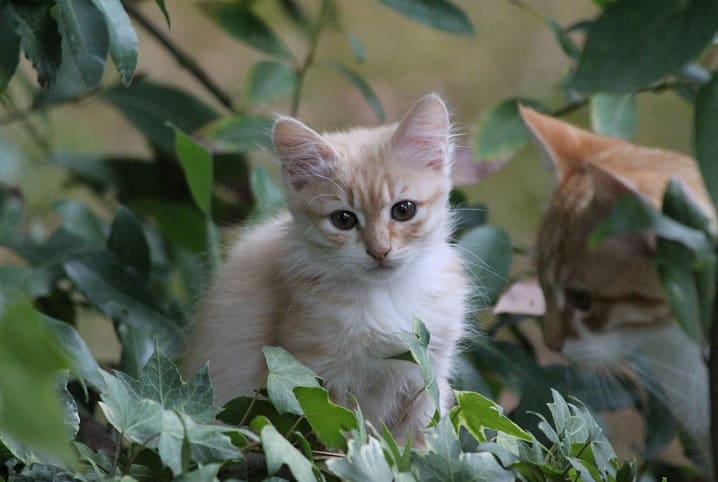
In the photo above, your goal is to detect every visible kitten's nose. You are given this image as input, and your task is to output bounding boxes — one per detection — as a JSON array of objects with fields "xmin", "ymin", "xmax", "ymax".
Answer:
[{"xmin": 366, "ymin": 246, "xmax": 391, "ymax": 261}]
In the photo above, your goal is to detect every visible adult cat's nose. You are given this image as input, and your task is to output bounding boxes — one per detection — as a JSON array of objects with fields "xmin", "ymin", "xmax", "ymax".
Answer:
[{"xmin": 366, "ymin": 246, "xmax": 392, "ymax": 261}]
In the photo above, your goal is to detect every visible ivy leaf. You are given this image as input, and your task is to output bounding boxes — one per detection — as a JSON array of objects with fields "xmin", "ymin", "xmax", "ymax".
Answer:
[
  {"xmin": 55, "ymin": 199, "xmax": 106, "ymax": 245},
  {"xmin": 474, "ymin": 98, "xmax": 545, "ymax": 162},
  {"xmin": 695, "ymin": 72, "xmax": 718, "ymax": 209},
  {"xmin": 330, "ymin": 63, "xmax": 386, "ymax": 122},
  {"xmin": 0, "ymin": 2, "xmax": 20, "ymax": 93},
  {"xmin": 548, "ymin": 19, "xmax": 579, "ymax": 59},
  {"xmin": 40, "ymin": 313, "xmax": 104, "ymax": 390},
  {"xmin": 63, "ymin": 251, "xmax": 187, "ymax": 356},
  {"xmin": 171, "ymin": 125, "xmax": 214, "ymax": 216},
  {"xmin": 458, "ymin": 225, "xmax": 512, "ymax": 307},
  {"xmin": 449, "ymin": 391, "xmax": 531, "ymax": 443},
  {"xmin": 245, "ymin": 60, "xmax": 297, "ymax": 103},
  {"xmin": 173, "ymin": 464, "xmax": 221, "ymax": 482},
  {"xmin": 107, "ymin": 205, "xmax": 151, "ymax": 278},
  {"xmin": 590, "ymin": 93, "xmax": 637, "ymax": 140},
  {"xmin": 90, "ymin": 0, "xmax": 139, "ymax": 86},
  {"xmin": 294, "ymin": 386, "xmax": 357, "ymax": 451},
  {"xmin": 327, "ymin": 437, "xmax": 394, "ymax": 482},
  {"xmin": 56, "ymin": 0, "xmax": 110, "ymax": 89},
  {"xmin": 412, "ymin": 417, "xmax": 513, "ymax": 482},
  {"xmin": 571, "ymin": 0, "xmax": 718, "ymax": 92},
  {"xmin": 263, "ymin": 346, "xmax": 320, "ymax": 415},
  {"xmin": 405, "ymin": 318, "xmax": 439, "ymax": 408},
  {"xmin": 11, "ymin": 1, "xmax": 62, "ymax": 88},
  {"xmin": 0, "ymin": 300, "xmax": 72, "ymax": 463},
  {"xmin": 201, "ymin": 3, "xmax": 292, "ymax": 59},
  {"xmin": 102, "ymin": 79, "xmax": 219, "ymax": 154},
  {"xmin": 378, "ymin": 0, "xmax": 474, "ymax": 36},
  {"xmin": 260, "ymin": 423, "xmax": 316, "ymax": 482}
]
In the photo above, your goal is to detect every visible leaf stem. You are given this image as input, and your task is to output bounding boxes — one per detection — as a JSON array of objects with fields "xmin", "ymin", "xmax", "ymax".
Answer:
[
  {"xmin": 122, "ymin": 1, "xmax": 236, "ymax": 112},
  {"xmin": 238, "ymin": 376, "xmax": 267, "ymax": 427},
  {"xmin": 111, "ymin": 430, "xmax": 124, "ymax": 476},
  {"xmin": 284, "ymin": 415, "xmax": 305, "ymax": 439},
  {"xmin": 290, "ymin": 0, "xmax": 331, "ymax": 116}
]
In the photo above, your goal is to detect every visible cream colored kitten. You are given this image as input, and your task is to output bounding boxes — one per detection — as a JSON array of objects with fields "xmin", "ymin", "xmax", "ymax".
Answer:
[{"xmin": 182, "ymin": 95, "xmax": 469, "ymax": 441}]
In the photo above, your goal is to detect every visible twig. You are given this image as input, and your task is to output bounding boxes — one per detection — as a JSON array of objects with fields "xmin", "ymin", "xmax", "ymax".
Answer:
[
  {"xmin": 122, "ymin": 1, "xmax": 236, "ymax": 112},
  {"xmin": 0, "ymin": 94, "xmax": 51, "ymax": 153},
  {"xmin": 111, "ymin": 430, "xmax": 124, "ymax": 476},
  {"xmin": 709, "ymin": 257, "xmax": 718, "ymax": 477},
  {"xmin": 0, "ymin": 88, "xmax": 99, "ymax": 126},
  {"xmin": 290, "ymin": 0, "xmax": 331, "ymax": 116}
]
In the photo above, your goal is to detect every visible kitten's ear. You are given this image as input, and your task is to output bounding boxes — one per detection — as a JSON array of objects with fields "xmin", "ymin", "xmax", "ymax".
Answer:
[
  {"xmin": 391, "ymin": 94, "xmax": 452, "ymax": 174},
  {"xmin": 273, "ymin": 116, "xmax": 339, "ymax": 190},
  {"xmin": 519, "ymin": 105, "xmax": 588, "ymax": 183},
  {"xmin": 585, "ymin": 162, "xmax": 641, "ymax": 204}
]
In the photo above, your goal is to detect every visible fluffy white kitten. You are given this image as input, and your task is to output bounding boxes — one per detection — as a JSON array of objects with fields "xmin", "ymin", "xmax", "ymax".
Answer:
[{"xmin": 182, "ymin": 94, "xmax": 469, "ymax": 441}]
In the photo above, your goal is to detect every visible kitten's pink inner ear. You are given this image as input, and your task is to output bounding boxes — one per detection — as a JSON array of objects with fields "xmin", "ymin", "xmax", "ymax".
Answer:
[
  {"xmin": 392, "ymin": 94, "xmax": 451, "ymax": 172},
  {"xmin": 272, "ymin": 117, "xmax": 338, "ymax": 190}
]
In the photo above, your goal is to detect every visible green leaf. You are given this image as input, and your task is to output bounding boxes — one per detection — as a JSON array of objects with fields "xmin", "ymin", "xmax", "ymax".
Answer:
[
  {"xmin": 172, "ymin": 125, "xmax": 214, "ymax": 216},
  {"xmin": 294, "ymin": 387, "xmax": 357, "ymax": 450},
  {"xmin": 474, "ymin": 98, "xmax": 543, "ymax": 161},
  {"xmin": 570, "ymin": 0, "xmax": 718, "ymax": 92},
  {"xmin": 55, "ymin": 199, "xmax": 106, "ymax": 245},
  {"xmin": 263, "ymin": 346, "xmax": 320, "ymax": 415},
  {"xmin": 90, "ymin": 0, "xmax": 139, "ymax": 86},
  {"xmin": 245, "ymin": 60, "xmax": 297, "ymax": 103},
  {"xmin": 250, "ymin": 165, "xmax": 285, "ymax": 220},
  {"xmin": 450, "ymin": 391, "xmax": 531, "ymax": 442},
  {"xmin": 108, "ymin": 205, "xmax": 151, "ymax": 277},
  {"xmin": 412, "ymin": 417, "xmax": 513, "ymax": 482},
  {"xmin": 219, "ymin": 397, "xmax": 304, "ymax": 435},
  {"xmin": 327, "ymin": 437, "xmax": 394, "ymax": 482},
  {"xmin": 11, "ymin": 1, "xmax": 62, "ymax": 88},
  {"xmin": 41, "ymin": 313, "xmax": 104, "ymax": 390},
  {"xmin": 458, "ymin": 225, "xmax": 512, "ymax": 306},
  {"xmin": 130, "ymin": 199, "xmax": 207, "ymax": 253},
  {"xmin": 56, "ymin": 0, "xmax": 110, "ymax": 89},
  {"xmin": 378, "ymin": 0, "xmax": 474, "ymax": 35},
  {"xmin": 548, "ymin": 19, "xmax": 579, "ymax": 59},
  {"xmin": 201, "ymin": 3, "xmax": 292, "ymax": 58},
  {"xmin": 102, "ymin": 79, "xmax": 219, "ymax": 154},
  {"xmin": 406, "ymin": 318, "xmax": 439, "ymax": 408},
  {"xmin": 695, "ymin": 72, "xmax": 718, "ymax": 209},
  {"xmin": 0, "ymin": 299, "xmax": 72, "ymax": 463},
  {"xmin": 260, "ymin": 423, "xmax": 316, "ymax": 482},
  {"xmin": 330, "ymin": 63, "xmax": 386, "ymax": 122},
  {"xmin": 590, "ymin": 93, "xmax": 637, "ymax": 140},
  {"xmin": 173, "ymin": 464, "xmax": 221, "ymax": 482},
  {"xmin": 348, "ymin": 33, "xmax": 366, "ymax": 63},
  {"xmin": 0, "ymin": 3, "xmax": 20, "ymax": 93},
  {"xmin": 199, "ymin": 114, "xmax": 273, "ymax": 154},
  {"xmin": 63, "ymin": 252, "xmax": 187, "ymax": 355},
  {"xmin": 154, "ymin": 0, "xmax": 170, "ymax": 28}
]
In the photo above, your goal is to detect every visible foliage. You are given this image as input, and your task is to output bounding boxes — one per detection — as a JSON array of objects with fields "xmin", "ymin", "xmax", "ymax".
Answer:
[{"xmin": 0, "ymin": 0, "xmax": 717, "ymax": 481}]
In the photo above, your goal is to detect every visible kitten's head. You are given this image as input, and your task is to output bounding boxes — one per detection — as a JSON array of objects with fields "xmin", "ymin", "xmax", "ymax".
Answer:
[
  {"xmin": 521, "ymin": 106, "xmax": 717, "ymax": 363},
  {"xmin": 272, "ymin": 94, "xmax": 454, "ymax": 282}
]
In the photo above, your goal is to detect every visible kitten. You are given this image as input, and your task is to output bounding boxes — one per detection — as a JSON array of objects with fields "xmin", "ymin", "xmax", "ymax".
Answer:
[
  {"xmin": 520, "ymin": 106, "xmax": 717, "ymax": 465},
  {"xmin": 182, "ymin": 95, "xmax": 469, "ymax": 441}
]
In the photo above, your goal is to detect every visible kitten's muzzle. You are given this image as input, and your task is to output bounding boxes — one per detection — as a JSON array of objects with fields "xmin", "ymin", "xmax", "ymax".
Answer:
[{"xmin": 366, "ymin": 246, "xmax": 392, "ymax": 261}]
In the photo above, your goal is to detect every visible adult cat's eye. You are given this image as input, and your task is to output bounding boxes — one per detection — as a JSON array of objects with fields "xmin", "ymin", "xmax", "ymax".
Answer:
[
  {"xmin": 330, "ymin": 210, "xmax": 358, "ymax": 230},
  {"xmin": 566, "ymin": 288, "xmax": 592, "ymax": 312},
  {"xmin": 391, "ymin": 200, "xmax": 417, "ymax": 221}
]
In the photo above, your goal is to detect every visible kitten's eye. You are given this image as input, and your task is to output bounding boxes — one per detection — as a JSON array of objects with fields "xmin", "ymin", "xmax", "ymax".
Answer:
[
  {"xmin": 330, "ymin": 210, "xmax": 358, "ymax": 230},
  {"xmin": 566, "ymin": 288, "xmax": 592, "ymax": 312},
  {"xmin": 391, "ymin": 200, "xmax": 417, "ymax": 221}
]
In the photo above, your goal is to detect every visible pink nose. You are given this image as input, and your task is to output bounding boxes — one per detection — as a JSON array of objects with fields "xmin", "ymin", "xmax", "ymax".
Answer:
[{"xmin": 366, "ymin": 247, "xmax": 391, "ymax": 261}]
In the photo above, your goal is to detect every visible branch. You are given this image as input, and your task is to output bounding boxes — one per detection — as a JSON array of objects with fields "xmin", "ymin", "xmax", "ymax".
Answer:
[
  {"xmin": 122, "ymin": 1, "xmax": 236, "ymax": 112},
  {"xmin": 290, "ymin": 0, "xmax": 331, "ymax": 116}
]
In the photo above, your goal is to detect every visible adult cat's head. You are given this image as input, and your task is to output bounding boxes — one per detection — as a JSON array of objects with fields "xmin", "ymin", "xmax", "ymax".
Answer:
[
  {"xmin": 272, "ymin": 94, "xmax": 454, "ymax": 282},
  {"xmin": 520, "ymin": 106, "xmax": 717, "ymax": 362}
]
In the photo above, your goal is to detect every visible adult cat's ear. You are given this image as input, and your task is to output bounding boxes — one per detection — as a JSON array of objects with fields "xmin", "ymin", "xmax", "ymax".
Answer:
[
  {"xmin": 519, "ymin": 105, "xmax": 599, "ymax": 183},
  {"xmin": 273, "ymin": 116, "xmax": 339, "ymax": 190},
  {"xmin": 585, "ymin": 162, "xmax": 642, "ymax": 204},
  {"xmin": 392, "ymin": 94, "xmax": 452, "ymax": 174}
]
